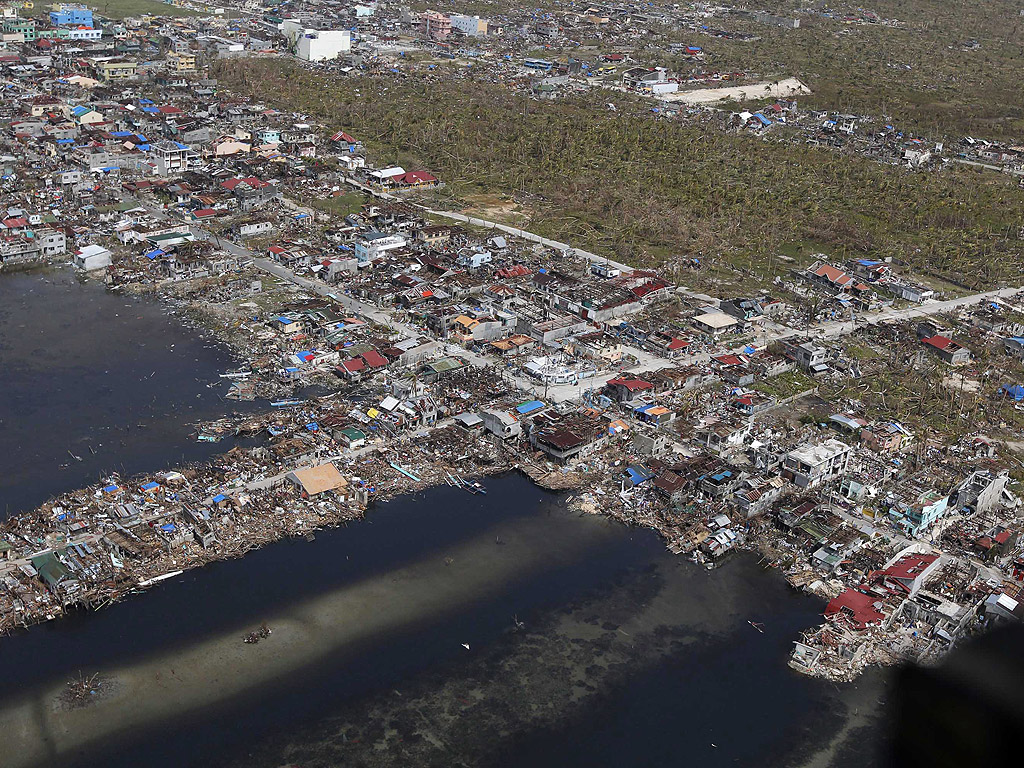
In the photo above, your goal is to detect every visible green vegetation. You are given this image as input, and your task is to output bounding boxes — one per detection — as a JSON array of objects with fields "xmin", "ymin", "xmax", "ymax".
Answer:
[
  {"xmin": 96, "ymin": 0, "xmax": 199, "ymax": 19},
  {"xmin": 304, "ymin": 191, "xmax": 366, "ymax": 219},
  {"xmin": 755, "ymin": 368, "xmax": 815, "ymax": 399},
  {"xmin": 217, "ymin": 59, "xmax": 1024, "ymax": 292}
]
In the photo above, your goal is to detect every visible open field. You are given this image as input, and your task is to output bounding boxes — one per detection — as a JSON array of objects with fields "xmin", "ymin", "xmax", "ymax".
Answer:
[
  {"xmin": 634, "ymin": 0, "xmax": 1024, "ymax": 140},
  {"xmin": 662, "ymin": 77, "xmax": 811, "ymax": 105},
  {"xmin": 95, "ymin": 0, "xmax": 199, "ymax": 18}
]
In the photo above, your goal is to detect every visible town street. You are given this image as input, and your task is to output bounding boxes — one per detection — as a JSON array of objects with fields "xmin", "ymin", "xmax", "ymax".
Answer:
[{"xmin": 127, "ymin": 193, "xmax": 1023, "ymax": 404}]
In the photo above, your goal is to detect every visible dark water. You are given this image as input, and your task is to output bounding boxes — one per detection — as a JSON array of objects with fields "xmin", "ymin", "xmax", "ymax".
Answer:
[
  {"xmin": 0, "ymin": 476, "xmax": 888, "ymax": 768},
  {"xmin": 0, "ymin": 271, "xmax": 890, "ymax": 768},
  {"xmin": 0, "ymin": 268, "xmax": 254, "ymax": 517}
]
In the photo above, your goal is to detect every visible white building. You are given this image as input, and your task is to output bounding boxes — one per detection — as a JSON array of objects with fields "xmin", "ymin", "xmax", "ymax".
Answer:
[
  {"xmin": 783, "ymin": 439, "xmax": 852, "ymax": 488},
  {"xmin": 37, "ymin": 228, "xmax": 67, "ymax": 256},
  {"xmin": 150, "ymin": 140, "xmax": 195, "ymax": 176},
  {"xmin": 354, "ymin": 231, "xmax": 407, "ymax": 263},
  {"xmin": 288, "ymin": 24, "xmax": 351, "ymax": 62},
  {"xmin": 73, "ymin": 243, "xmax": 112, "ymax": 270},
  {"xmin": 450, "ymin": 14, "xmax": 487, "ymax": 35}
]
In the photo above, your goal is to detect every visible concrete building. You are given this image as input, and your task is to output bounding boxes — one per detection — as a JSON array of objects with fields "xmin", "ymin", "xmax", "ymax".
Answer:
[
  {"xmin": 50, "ymin": 4, "xmax": 93, "ymax": 26},
  {"xmin": 150, "ymin": 140, "xmax": 194, "ymax": 176},
  {"xmin": 95, "ymin": 59, "xmax": 138, "ymax": 82},
  {"xmin": 416, "ymin": 10, "xmax": 451, "ymax": 40},
  {"xmin": 953, "ymin": 469, "xmax": 1009, "ymax": 514},
  {"xmin": 692, "ymin": 310, "xmax": 739, "ymax": 336},
  {"xmin": 354, "ymin": 231, "xmax": 406, "ymax": 264},
  {"xmin": 921, "ymin": 335, "xmax": 971, "ymax": 365},
  {"xmin": 289, "ymin": 25, "xmax": 351, "ymax": 61},
  {"xmin": 481, "ymin": 408, "xmax": 521, "ymax": 439},
  {"xmin": 73, "ymin": 243, "xmax": 112, "ymax": 271},
  {"xmin": 37, "ymin": 228, "xmax": 66, "ymax": 256},
  {"xmin": 450, "ymin": 14, "xmax": 487, "ymax": 36},
  {"xmin": 167, "ymin": 50, "xmax": 196, "ymax": 72},
  {"xmin": 786, "ymin": 340, "xmax": 829, "ymax": 373},
  {"xmin": 783, "ymin": 439, "xmax": 852, "ymax": 488}
]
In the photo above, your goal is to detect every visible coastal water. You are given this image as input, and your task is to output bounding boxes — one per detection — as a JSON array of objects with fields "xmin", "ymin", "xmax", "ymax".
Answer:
[
  {"xmin": 0, "ymin": 270, "xmax": 890, "ymax": 768},
  {"xmin": 0, "ymin": 476, "xmax": 888, "ymax": 768},
  {"xmin": 0, "ymin": 268, "xmax": 253, "ymax": 517}
]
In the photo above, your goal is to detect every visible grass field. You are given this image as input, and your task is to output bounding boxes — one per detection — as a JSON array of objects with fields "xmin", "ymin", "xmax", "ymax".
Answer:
[{"xmin": 95, "ymin": 0, "xmax": 199, "ymax": 19}]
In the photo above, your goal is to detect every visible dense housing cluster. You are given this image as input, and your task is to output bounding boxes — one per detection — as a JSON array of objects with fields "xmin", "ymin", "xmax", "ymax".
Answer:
[{"xmin": 1, "ymin": 0, "xmax": 1024, "ymax": 684}]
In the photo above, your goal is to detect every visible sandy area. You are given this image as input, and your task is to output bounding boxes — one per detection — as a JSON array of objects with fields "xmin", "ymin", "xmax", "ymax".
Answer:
[
  {"xmin": 661, "ymin": 77, "xmax": 811, "ymax": 105},
  {"xmin": 0, "ymin": 511, "xmax": 621, "ymax": 768}
]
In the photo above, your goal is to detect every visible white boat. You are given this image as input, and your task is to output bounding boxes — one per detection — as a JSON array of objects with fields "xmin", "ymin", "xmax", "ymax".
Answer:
[{"xmin": 137, "ymin": 570, "xmax": 184, "ymax": 588}]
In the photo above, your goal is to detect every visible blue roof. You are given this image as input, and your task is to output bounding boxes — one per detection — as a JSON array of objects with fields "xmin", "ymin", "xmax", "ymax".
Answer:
[
  {"xmin": 173, "ymin": 142, "xmax": 189, "ymax": 150},
  {"xmin": 516, "ymin": 400, "xmax": 544, "ymax": 414},
  {"xmin": 212, "ymin": 493, "xmax": 228, "ymax": 503},
  {"xmin": 144, "ymin": 248, "xmax": 164, "ymax": 259},
  {"xmin": 160, "ymin": 523, "xmax": 176, "ymax": 532}
]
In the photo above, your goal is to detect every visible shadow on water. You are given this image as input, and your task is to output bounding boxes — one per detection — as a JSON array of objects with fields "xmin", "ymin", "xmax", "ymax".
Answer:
[
  {"xmin": 0, "ymin": 472, "xmax": 889, "ymax": 768},
  {"xmin": 0, "ymin": 475, "xmax": 561, "ymax": 690}
]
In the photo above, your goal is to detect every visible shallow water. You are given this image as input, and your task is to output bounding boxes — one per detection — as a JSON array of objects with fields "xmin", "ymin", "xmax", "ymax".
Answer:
[
  {"xmin": 0, "ymin": 268, "xmax": 254, "ymax": 517},
  {"xmin": 0, "ymin": 270, "xmax": 890, "ymax": 767},
  {"xmin": 0, "ymin": 476, "xmax": 888, "ymax": 768}
]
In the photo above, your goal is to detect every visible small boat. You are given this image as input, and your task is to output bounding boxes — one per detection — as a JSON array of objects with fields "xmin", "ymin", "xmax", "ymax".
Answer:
[
  {"xmin": 457, "ymin": 476, "xmax": 485, "ymax": 494},
  {"xmin": 137, "ymin": 570, "xmax": 184, "ymax": 588},
  {"xmin": 270, "ymin": 399, "xmax": 304, "ymax": 407}
]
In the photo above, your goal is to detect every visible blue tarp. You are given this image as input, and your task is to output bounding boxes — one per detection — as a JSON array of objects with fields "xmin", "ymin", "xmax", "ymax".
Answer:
[
  {"xmin": 626, "ymin": 466, "xmax": 654, "ymax": 486},
  {"xmin": 1000, "ymin": 384, "xmax": 1024, "ymax": 401}
]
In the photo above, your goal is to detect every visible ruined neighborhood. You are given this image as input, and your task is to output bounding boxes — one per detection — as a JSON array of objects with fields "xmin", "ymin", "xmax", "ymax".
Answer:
[{"xmin": 1, "ymin": 0, "xmax": 1023, "ymax": 718}]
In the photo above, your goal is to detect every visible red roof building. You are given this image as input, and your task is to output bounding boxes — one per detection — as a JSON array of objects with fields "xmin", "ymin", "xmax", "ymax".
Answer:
[
  {"xmin": 395, "ymin": 171, "xmax": 438, "ymax": 186},
  {"xmin": 361, "ymin": 350, "xmax": 389, "ymax": 369},
  {"xmin": 824, "ymin": 589, "xmax": 886, "ymax": 629}
]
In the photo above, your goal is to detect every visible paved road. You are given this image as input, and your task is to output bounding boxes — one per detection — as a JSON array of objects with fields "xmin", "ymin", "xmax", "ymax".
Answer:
[{"xmin": 126, "ymin": 192, "xmax": 1024, "ymax": 403}]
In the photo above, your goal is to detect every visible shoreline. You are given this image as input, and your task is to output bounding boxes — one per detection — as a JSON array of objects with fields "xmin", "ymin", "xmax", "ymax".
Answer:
[{"xmin": 0, "ymin": 499, "xmax": 626, "ymax": 768}]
